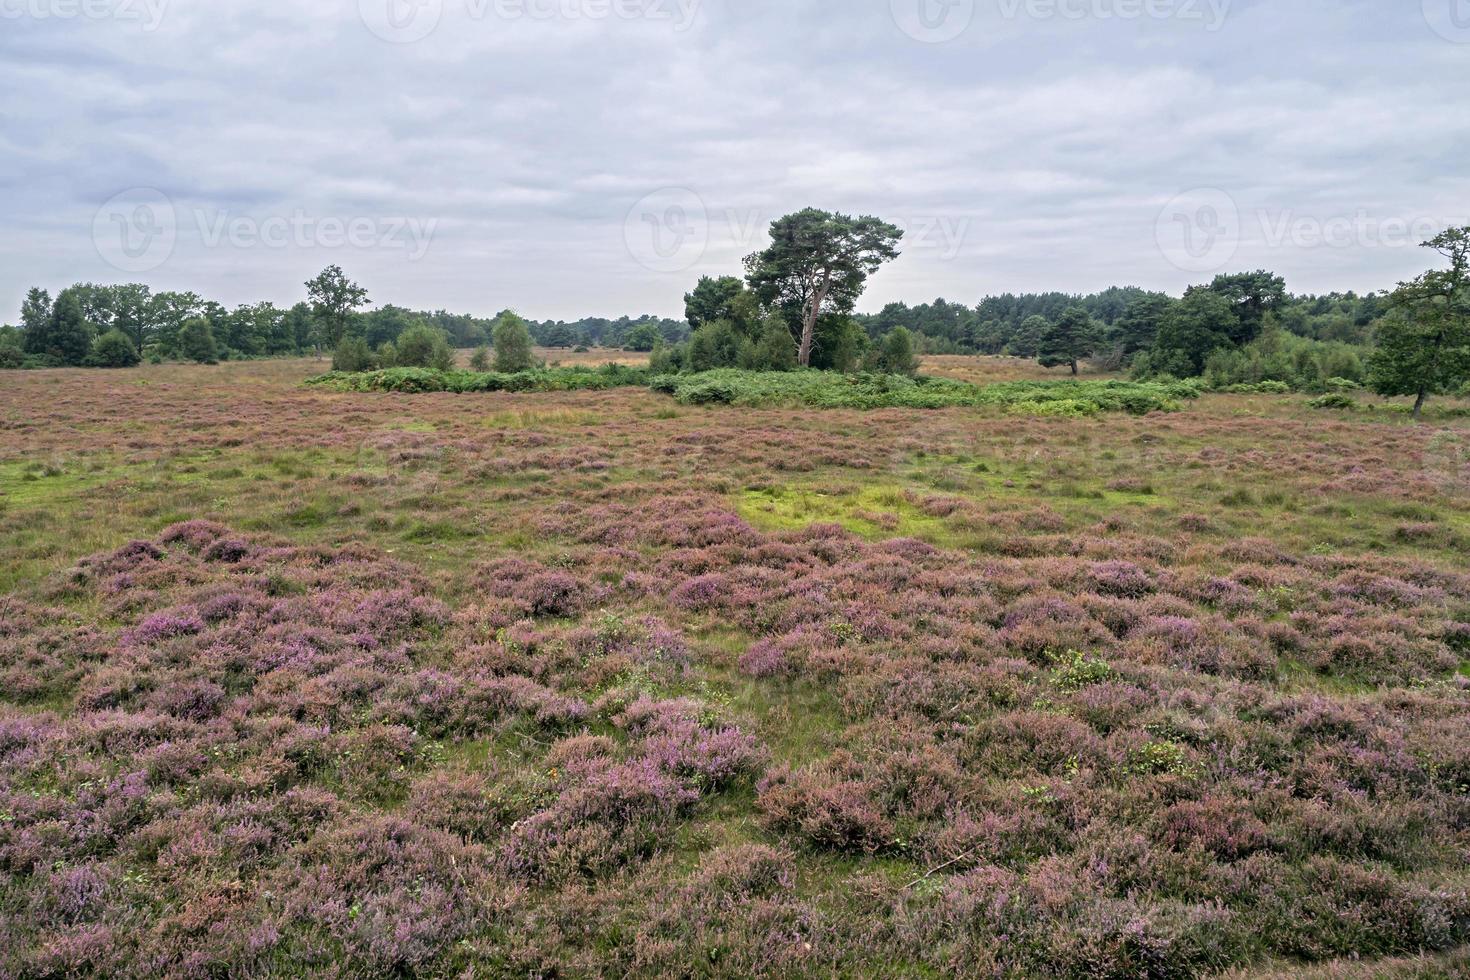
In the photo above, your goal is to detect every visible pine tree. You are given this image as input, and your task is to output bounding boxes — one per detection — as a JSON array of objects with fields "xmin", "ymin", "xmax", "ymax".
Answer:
[{"xmin": 1038, "ymin": 307, "xmax": 1099, "ymax": 375}]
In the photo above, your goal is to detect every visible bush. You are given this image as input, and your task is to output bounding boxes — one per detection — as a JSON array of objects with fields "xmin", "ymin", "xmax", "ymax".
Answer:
[
  {"xmin": 177, "ymin": 317, "xmax": 218, "ymax": 364},
  {"xmin": 306, "ymin": 365, "xmax": 651, "ymax": 394},
  {"xmin": 1309, "ymin": 393, "xmax": 1358, "ymax": 411},
  {"xmin": 332, "ymin": 336, "xmax": 377, "ymax": 373},
  {"xmin": 469, "ymin": 346, "xmax": 491, "ymax": 372},
  {"xmin": 866, "ymin": 327, "xmax": 920, "ymax": 376},
  {"xmin": 493, "ymin": 313, "xmax": 537, "ymax": 373},
  {"xmin": 394, "ymin": 324, "xmax": 455, "ymax": 371},
  {"xmin": 87, "ymin": 329, "xmax": 141, "ymax": 368}
]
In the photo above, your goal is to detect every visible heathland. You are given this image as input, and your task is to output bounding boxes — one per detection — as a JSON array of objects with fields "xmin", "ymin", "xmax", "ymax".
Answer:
[{"xmin": 1, "ymin": 354, "xmax": 1469, "ymax": 977}]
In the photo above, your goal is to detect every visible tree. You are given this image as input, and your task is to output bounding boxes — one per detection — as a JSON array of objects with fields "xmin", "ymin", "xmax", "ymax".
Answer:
[
  {"xmin": 1208, "ymin": 271, "xmax": 1287, "ymax": 346},
  {"xmin": 688, "ymin": 319, "xmax": 748, "ymax": 372},
  {"xmin": 469, "ymin": 346, "xmax": 491, "ymax": 372},
  {"xmin": 1009, "ymin": 315, "xmax": 1049, "ymax": 358},
  {"xmin": 623, "ymin": 322, "xmax": 663, "ymax": 352},
  {"xmin": 1368, "ymin": 227, "xmax": 1470, "ymax": 419},
  {"xmin": 0, "ymin": 326, "xmax": 26, "ymax": 368},
  {"xmin": 305, "ymin": 265, "xmax": 370, "ymax": 351},
  {"xmin": 871, "ymin": 327, "xmax": 920, "ymax": 376},
  {"xmin": 743, "ymin": 316, "xmax": 797, "ymax": 372},
  {"xmin": 1111, "ymin": 294, "xmax": 1175, "ymax": 361},
  {"xmin": 34, "ymin": 291, "xmax": 93, "ymax": 366},
  {"xmin": 332, "ymin": 336, "xmax": 376, "ymax": 373},
  {"xmin": 1038, "ymin": 307, "xmax": 1100, "ymax": 375},
  {"xmin": 178, "ymin": 317, "xmax": 219, "ymax": 364},
  {"xmin": 89, "ymin": 329, "xmax": 141, "ymax": 368},
  {"xmin": 396, "ymin": 323, "xmax": 455, "ymax": 370},
  {"xmin": 744, "ymin": 209, "xmax": 903, "ymax": 367},
  {"xmin": 493, "ymin": 312, "xmax": 536, "ymax": 373},
  {"xmin": 684, "ymin": 275, "xmax": 748, "ymax": 329},
  {"xmin": 1146, "ymin": 288, "xmax": 1239, "ymax": 376}
]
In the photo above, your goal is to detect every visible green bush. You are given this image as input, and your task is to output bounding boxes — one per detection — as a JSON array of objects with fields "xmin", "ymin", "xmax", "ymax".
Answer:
[
  {"xmin": 88, "ymin": 329, "xmax": 141, "ymax": 368},
  {"xmin": 332, "ymin": 336, "xmax": 377, "ymax": 373},
  {"xmin": 1309, "ymin": 393, "xmax": 1358, "ymax": 411},
  {"xmin": 306, "ymin": 364, "xmax": 650, "ymax": 394},
  {"xmin": 394, "ymin": 324, "xmax": 455, "ymax": 371}
]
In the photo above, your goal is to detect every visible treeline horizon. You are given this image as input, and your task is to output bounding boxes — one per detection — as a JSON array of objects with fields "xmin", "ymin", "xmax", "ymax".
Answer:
[{"xmin": 0, "ymin": 276, "xmax": 1389, "ymax": 368}]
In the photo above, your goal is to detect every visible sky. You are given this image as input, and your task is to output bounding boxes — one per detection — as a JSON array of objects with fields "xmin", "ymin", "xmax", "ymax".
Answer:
[{"xmin": 2, "ymin": 0, "xmax": 1469, "ymax": 322}]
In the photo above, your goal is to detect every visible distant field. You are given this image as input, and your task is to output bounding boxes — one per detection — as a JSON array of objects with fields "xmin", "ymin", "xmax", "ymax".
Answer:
[{"xmin": 2, "ymin": 356, "xmax": 1469, "ymax": 977}]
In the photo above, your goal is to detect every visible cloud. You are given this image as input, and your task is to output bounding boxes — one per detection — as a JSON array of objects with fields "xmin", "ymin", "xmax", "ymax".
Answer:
[{"xmin": 0, "ymin": 0, "xmax": 1466, "ymax": 321}]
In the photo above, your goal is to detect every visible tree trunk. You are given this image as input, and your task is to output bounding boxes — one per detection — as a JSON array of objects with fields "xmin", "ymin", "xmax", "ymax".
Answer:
[
  {"xmin": 799, "ymin": 303, "xmax": 816, "ymax": 368},
  {"xmin": 1413, "ymin": 387, "xmax": 1427, "ymax": 420},
  {"xmin": 1070, "ymin": 360, "xmax": 1079, "ymax": 376}
]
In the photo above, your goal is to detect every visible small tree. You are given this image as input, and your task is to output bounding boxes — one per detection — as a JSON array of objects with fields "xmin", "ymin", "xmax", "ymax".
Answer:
[
  {"xmin": 305, "ymin": 265, "xmax": 370, "ymax": 351},
  {"xmin": 469, "ymin": 345, "xmax": 491, "ymax": 371},
  {"xmin": 89, "ymin": 329, "xmax": 141, "ymax": 368},
  {"xmin": 1368, "ymin": 227, "xmax": 1470, "ymax": 419},
  {"xmin": 1038, "ymin": 307, "xmax": 1099, "ymax": 375},
  {"xmin": 1009, "ymin": 315, "xmax": 1049, "ymax": 358},
  {"xmin": 743, "ymin": 316, "xmax": 797, "ymax": 372},
  {"xmin": 395, "ymin": 323, "xmax": 455, "ymax": 370},
  {"xmin": 178, "ymin": 317, "xmax": 219, "ymax": 364},
  {"xmin": 332, "ymin": 336, "xmax": 376, "ymax": 373},
  {"xmin": 493, "ymin": 312, "xmax": 536, "ymax": 373},
  {"xmin": 871, "ymin": 326, "xmax": 920, "ymax": 376},
  {"xmin": 688, "ymin": 320, "xmax": 748, "ymax": 372},
  {"xmin": 624, "ymin": 322, "xmax": 663, "ymax": 352}
]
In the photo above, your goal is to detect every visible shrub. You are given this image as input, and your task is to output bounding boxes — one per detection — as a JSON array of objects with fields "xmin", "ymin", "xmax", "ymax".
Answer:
[
  {"xmin": 1309, "ymin": 393, "xmax": 1358, "ymax": 411},
  {"xmin": 331, "ymin": 336, "xmax": 376, "ymax": 373},
  {"xmin": 177, "ymin": 317, "xmax": 218, "ymax": 364},
  {"xmin": 493, "ymin": 313, "xmax": 537, "ymax": 373},
  {"xmin": 88, "ymin": 329, "xmax": 140, "ymax": 368},
  {"xmin": 468, "ymin": 345, "xmax": 491, "ymax": 371},
  {"xmin": 393, "ymin": 324, "xmax": 455, "ymax": 371}
]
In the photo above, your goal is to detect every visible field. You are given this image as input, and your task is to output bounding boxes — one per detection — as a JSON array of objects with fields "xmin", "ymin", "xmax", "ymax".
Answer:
[{"xmin": 2, "ymin": 356, "xmax": 1470, "ymax": 977}]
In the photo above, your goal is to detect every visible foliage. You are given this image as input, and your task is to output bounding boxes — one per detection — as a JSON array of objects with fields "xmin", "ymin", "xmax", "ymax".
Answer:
[
  {"xmin": 493, "ymin": 312, "xmax": 538, "ymax": 374},
  {"xmin": 87, "ymin": 329, "xmax": 141, "ymax": 368},
  {"xmin": 1203, "ymin": 325, "xmax": 1366, "ymax": 392},
  {"xmin": 393, "ymin": 324, "xmax": 456, "ymax": 371},
  {"xmin": 177, "ymin": 317, "xmax": 219, "ymax": 364},
  {"xmin": 304, "ymin": 265, "xmax": 371, "ymax": 350},
  {"xmin": 651, "ymin": 369, "xmax": 1192, "ymax": 413},
  {"xmin": 332, "ymin": 336, "xmax": 377, "ymax": 373},
  {"xmin": 744, "ymin": 209, "xmax": 903, "ymax": 366},
  {"xmin": 865, "ymin": 326, "xmax": 920, "ymax": 376},
  {"xmin": 306, "ymin": 364, "xmax": 650, "ymax": 393},
  {"xmin": 469, "ymin": 345, "xmax": 491, "ymax": 372},
  {"xmin": 1368, "ymin": 227, "xmax": 1470, "ymax": 418},
  {"xmin": 1037, "ymin": 307, "xmax": 1100, "ymax": 375}
]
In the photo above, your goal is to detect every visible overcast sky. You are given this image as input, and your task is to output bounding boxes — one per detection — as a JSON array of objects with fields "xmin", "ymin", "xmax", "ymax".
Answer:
[{"xmin": 3, "ymin": 0, "xmax": 1468, "ymax": 321}]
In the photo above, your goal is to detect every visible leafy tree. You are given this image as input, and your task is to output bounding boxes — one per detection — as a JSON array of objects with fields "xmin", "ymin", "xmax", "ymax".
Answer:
[
  {"xmin": 870, "ymin": 327, "xmax": 920, "ymax": 376},
  {"xmin": 1111, "ymin": 294, "xmax": 1175, "ymax": 361},
  {"xmin": 493, "ymin": 312, "xmax": 536, "ymax": 373},
  {"xmin": 688, "ymin": 320, "xmax": 748, "ymax": 372},
  {"xmin": 685, "ymin": 275, "xmax": 748, "ymax": 329},
  {"xmin": 1368, "ymin": 227, "xmax": 1470, "ymax": 419},
  {"xmin": 395, "ymin": 323, "xmax": 455, "ymax": 370},
  {"xmin": 305, "ymin": 265, "xmax": 370, "ymax": 350},
  {"xmin": 20, "ymin": 287, "xmax": 50, "ymax": 337},
  {"xmin": 149, "ymin": 291, "xmax": 203, "ymax": 357},
  {"xmin": 1038, "ymin": 307, "xmax": 1100, "ymax": 375},
  {"xmin": 89, "ymin": 329, "xmax": 141, "ymax": 368},
  {"xmin": 744, "ymin": 209, "xmax": 903, "ymax": 367},
  {"xmin": 286, "ymin": 302, "xmax": 314, "ymax": 355},
  {"xmin": 623, "ymin": 322, "xmax": 664, "ymax": 352},
  {"xmin": 31, "ymin": 291, "xmax": 93, "ymax": 366},
  {"xmin": 1009, "ymin": 315, "xmax": 1049, "ymax": 358},
  {"xmin": 1145, "ymin": 288, "xmax": 1239, "ymax": 376},
  {"xmin": 178, "ymin": 317, "xmax": 219, "ymax": 364},
  {"xmin": 332, "ymin": 336, "xmax": 376, "ymax": 373},
  {"xmin": 469, "ymin": 346, "xmax": 491, "ymax": 371},
  {"xmin": 1208, "ymin": 271, "xmax": 1287, "ymax": 346},
  {"xmin": 743, "ymin": 316, "xmax": 797, "ymax": 372},
  {"xmin": 0, "ymin": 326, "xmax": 25, "ymax": 368}
]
